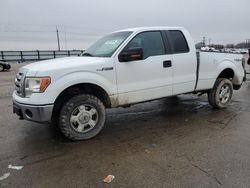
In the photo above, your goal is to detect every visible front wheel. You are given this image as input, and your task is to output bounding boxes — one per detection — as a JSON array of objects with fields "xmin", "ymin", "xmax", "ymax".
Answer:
[
  {"xmin": 59, "ymin": 94, "xmax": 106, "ymax": 140},
  {"xmin": 208, "ymin": 78, "xmax": 233, "ymax": 109}
]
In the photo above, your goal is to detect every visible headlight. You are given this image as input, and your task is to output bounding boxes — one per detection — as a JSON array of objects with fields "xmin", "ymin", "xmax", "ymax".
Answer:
[{"xmin": 24, "ymin": 77, "xmax": 51, "ymax": 97}]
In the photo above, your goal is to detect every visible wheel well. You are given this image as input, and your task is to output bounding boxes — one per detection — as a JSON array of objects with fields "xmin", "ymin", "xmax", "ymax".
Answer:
[
  {"xmin": 217, "ymin": 68, "xmax": 234, "ymax": 80},
  {"xmin": 52, "ymin": 83, "xmax": 111, "ymax": 117}
]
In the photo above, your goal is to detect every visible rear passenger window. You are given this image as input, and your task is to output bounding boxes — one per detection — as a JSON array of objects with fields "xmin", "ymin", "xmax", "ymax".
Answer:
[{"xmin": 168, "ymin": 30, "xmax": 189, "ymax": 53}]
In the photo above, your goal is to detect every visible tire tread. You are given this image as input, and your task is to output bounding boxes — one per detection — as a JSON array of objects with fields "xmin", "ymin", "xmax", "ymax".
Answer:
[
  {"xmin": 208, "ymin": 78, "xmax": 233, "ymax": 109},
  {"xmin": 59, "ymin": 94, "xmax": 105, "ymax": 140}
]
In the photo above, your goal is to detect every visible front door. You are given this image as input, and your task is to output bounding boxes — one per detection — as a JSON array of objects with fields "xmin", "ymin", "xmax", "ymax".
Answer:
[{"xmin": 115, "ymin": 31, "xmax": 173, "ymax": 105}]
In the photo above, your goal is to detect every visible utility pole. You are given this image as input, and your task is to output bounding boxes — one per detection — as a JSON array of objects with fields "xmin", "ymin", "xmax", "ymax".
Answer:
[
  {"xmin": 64, "ymin": 26, "xmax": 67, "ymax": 50},
  {"xmin": 56, "ymin": 27, "xmax": 61, "ymax": 51},
  {"xmin": 202, "ymin": 37, "xmax": 206, "ymax": 47},
  {"xmin": 246, "ymin": 39, "xmax": 250, "ymax": 49}
]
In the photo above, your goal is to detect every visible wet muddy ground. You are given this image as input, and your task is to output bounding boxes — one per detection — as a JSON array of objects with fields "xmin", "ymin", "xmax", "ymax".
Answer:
[{"xmin": 0, "ymin": 63, "xmax": 250, "ymax": 187}]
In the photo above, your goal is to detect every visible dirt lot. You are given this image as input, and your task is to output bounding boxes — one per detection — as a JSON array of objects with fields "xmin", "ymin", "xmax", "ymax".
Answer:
[{"xmin": 0, "ymin": 63, "xmax": 250, "ymax": 187}]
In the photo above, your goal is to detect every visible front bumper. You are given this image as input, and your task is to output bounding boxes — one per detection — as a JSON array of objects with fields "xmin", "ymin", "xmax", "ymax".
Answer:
[{"xmin": 13, "ymin": 100, "xmax": 54, "ymax": 123}]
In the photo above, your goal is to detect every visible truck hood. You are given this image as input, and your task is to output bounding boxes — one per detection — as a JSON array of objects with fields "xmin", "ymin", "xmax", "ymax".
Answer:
[{"xmin": 22, "ymin": 57, "xmax": 112, "ymax": 74}]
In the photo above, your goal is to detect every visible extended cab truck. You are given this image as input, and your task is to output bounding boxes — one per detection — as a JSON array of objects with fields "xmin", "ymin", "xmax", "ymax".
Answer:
[{"xmin": 13, "ymin": 27, "xmax": 246, "ymax": 140}]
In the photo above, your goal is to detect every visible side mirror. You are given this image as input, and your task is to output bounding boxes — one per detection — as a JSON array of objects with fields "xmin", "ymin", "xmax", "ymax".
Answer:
[{"xmin": 119, "ymin": 47, "xmax": 143, "ymax": 62}]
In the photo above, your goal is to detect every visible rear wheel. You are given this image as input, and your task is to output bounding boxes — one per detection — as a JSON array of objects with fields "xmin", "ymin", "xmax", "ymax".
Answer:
[
  {"xmin": 59, "ymin": 94, "xmax": 106, "ymax": 140},
  {"xmin": 208, "ymin": 78, "xmax": 233, "ymax": 109}
]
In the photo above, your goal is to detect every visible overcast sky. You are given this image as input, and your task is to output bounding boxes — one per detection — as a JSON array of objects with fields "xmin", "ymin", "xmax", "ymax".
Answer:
[{"xmin": 0, "ymin": 0, "xmax": 249, "ymax": 50}]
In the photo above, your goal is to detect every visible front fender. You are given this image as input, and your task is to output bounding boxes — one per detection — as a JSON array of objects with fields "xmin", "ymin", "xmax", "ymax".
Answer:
[
  {"xmin": 48, "ymin": 71, "xmax": 116, "ymax": 102},
  {"xmin": 20, "ymin": 71, "xmax": 117, "ymax": 105}
]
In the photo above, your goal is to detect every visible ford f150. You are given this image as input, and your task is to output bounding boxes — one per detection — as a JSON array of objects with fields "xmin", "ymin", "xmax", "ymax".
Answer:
[{"xmin": 13, "ymin": 27, "xmax": 246, "ymax": 140}]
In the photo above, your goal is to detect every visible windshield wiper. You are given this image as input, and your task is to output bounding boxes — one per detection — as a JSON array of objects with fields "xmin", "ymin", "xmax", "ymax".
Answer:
[{"xmin": 81, "ymin": 52, "xmax": 93, "ymax": 57}]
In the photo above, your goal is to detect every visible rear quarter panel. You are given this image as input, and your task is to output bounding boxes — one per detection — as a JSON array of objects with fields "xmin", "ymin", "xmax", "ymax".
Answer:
[{"xmin": 196, "ymin": 52, "xmax": 244, "ymax": 90}]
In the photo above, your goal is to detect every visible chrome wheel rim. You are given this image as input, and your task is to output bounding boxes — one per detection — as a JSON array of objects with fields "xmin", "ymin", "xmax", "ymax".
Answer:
[
  {"xmin": 70, "ymin": 104, "xmax": 98, "ymax": 133},
  {"xmin": 219, "ymin": 84, "xmax": 230, "ymax": 104}
]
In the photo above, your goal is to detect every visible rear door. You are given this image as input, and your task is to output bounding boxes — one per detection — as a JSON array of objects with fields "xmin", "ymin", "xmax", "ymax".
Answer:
[
  {"xmin": 115, "ymin": 31, "xmax": 173, "ymax": 105},
  {"xmin": 165, "ymin": 30, "xmax": 197, "ymax": 94}
]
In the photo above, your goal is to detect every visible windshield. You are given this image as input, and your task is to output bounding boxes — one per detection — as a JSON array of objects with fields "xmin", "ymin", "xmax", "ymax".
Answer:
[{"xmin": 81, "ymin": 31, "xmax": 132, "ymax": 57}]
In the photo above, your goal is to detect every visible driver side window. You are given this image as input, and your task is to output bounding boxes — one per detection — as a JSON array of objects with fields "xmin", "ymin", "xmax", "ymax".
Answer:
[{"xmin": 125, "ymin": 31, "xmax": 166, "ymax": 59}]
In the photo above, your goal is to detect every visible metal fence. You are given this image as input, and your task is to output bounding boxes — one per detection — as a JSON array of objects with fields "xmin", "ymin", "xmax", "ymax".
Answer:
[{"xmin": 0, "ymin": 50, "xmax": 84, "ymax": 61}]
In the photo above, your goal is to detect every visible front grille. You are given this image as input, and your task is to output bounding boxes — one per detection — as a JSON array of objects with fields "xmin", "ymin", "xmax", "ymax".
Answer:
[{"xmin": 15, "ymin": 72, "xmax": 24, "ymax": 97}]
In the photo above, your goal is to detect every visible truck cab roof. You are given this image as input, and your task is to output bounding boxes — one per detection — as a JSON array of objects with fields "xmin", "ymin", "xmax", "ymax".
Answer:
[{"xmin": 115, "ymin": 26, "xmax": 186, "ymax": 33}]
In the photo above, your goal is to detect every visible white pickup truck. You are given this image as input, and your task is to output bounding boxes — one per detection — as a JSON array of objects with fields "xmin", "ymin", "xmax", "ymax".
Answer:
[{"xmin": 13, "ymin": 27, "xmax": 246, "ymax": 140}]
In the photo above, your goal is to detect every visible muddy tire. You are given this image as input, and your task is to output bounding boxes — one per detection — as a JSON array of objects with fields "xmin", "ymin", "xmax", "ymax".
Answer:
[
  {"xmin": 208, "ymin": 78, "xmax": 233, "ymax": 109},
  {"xmin": 59, "ymin": 94, "xmax": 106, "ymax": 140}
]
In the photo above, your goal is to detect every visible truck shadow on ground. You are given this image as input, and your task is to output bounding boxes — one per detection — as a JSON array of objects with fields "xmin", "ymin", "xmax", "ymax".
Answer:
[{"xmin": 18, "ymin": 94, "xmax": 238, "ymax": 146}]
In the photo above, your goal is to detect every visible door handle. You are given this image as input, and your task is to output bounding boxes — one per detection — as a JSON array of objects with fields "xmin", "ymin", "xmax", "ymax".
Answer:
[{"xmin": 163, "ymin": 60, "xmax": 172, "ymax": 68}]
